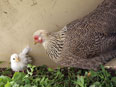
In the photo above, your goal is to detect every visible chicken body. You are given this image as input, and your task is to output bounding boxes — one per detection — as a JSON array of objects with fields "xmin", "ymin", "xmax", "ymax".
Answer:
[
  {"xmin": 33, "ymin": 0, "xmax": 116, "ymax": 70},
  {"xmin": 10, "ymin": 46, "xmax": 32, "ymax": 72}
]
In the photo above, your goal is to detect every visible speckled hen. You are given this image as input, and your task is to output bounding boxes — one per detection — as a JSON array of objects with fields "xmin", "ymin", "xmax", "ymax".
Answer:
[{"xmin": 33, "ymin": 0, "xmax": 116, "ymax": 70}]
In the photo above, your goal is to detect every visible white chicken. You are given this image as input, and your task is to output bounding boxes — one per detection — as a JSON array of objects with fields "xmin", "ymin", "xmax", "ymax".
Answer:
[{"xmin": 10, "ymin": 46, "xmax": 32, "ymax": 72}]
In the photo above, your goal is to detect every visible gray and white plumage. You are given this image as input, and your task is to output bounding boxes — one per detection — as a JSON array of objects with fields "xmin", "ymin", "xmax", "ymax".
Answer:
[
  {"xmin": 10, "ymin": 46, "xmax": 32, "ymax": 72},
  {"xmin": 33, "ymin": 0, "xmax": 116, "ymax": 70}
]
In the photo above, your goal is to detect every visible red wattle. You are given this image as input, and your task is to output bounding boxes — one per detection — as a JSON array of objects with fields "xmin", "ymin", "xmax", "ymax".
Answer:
[{"xmin": 38, "ymin": 39, "xmax": 43, "ymax": 43}]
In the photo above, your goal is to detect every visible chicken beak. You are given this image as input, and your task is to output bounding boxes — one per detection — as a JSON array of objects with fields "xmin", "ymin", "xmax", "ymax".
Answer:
[
  {"xmin": 15, "ymin": 57, "xmax": 20, "ymax": 62},
  {"xmin": 34, "ymin": 41, "xmax": 38, "ymax": 45}
]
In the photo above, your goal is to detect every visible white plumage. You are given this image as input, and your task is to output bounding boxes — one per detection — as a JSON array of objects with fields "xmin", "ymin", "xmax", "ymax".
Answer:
[{"xmin": 10, "ymin": 46, "xmax": 32, "ymax": 72}]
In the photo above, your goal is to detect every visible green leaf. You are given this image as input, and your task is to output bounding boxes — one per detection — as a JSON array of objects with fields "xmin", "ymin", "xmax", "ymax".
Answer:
[
  {"xmin": 5, "ymin": 82, "xmax": 12, "ymax": 87},
  {"xmin": 111, "ymin": 77, "xmax": 116, "ymax": 83},
  {"xmin": 89, "ymin": 71, "xmax": 98, "ymax": 77},
  {"xmin": 0, "ymin": 82, "xmax": 4, "ymax": 87},
  {"xmin": 12, "ymin": 72, "xmax": 25, "ymax": 80},
  {"xmin": 24, "ymin": 84, "xmax": 32, "ymax": 87},
  {"xmin": 27, "ymin": 64, "xmax": 36, "ymax": 76},
  {"xmin": 0, "ymin": 76, "xmax": 11, "ymax": 83},
  {"xmin": 90, "ymin": 82, "xmax": 101, "ymax": 87},
  {"xmin": 23, "ymin": 77, "xmax": 31, "ymax": 84},
  {"xmin": 12, "ymin": 72, "xmax": 25, "ymax": 84},
  {"xmin": 90, "ymin": 85, "xmax": 95, "ymax": 87},
  {"xmin": 0, "ymin": 76, "xmax": 11, "ymax": 87},
  {"xmin": 48, "ymin": 68, "xmax": 54, "ymax": 72},
  {"xmin": 74, "ymin": 76, "xmax": 87, "ymax": 87}
]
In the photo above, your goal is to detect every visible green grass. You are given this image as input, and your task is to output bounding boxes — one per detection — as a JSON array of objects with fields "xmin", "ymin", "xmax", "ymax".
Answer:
[{"xmin": 0, "ymin": 64, "xmax": 116, "ymax": 87}]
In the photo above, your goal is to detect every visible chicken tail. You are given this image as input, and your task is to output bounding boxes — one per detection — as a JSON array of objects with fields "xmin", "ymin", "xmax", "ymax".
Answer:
[
  {"xmin": 27, "ymin": 56, "xmax": 32, "ymax": 64},
  {"xmin": 21, "ymin": 46, "xmax": 32, "ymax": 55}
]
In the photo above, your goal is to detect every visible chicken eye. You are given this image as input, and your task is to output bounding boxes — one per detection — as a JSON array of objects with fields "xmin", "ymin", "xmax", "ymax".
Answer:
[{"xmin": 13, "ymin": 58, "xmax": 15, "ymax": 60}]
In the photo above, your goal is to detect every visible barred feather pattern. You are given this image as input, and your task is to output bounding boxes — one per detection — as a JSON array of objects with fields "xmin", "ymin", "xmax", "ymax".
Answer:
[{"xmin": 46, "ymin": 26, "xmax": 67, "ymax": 62}]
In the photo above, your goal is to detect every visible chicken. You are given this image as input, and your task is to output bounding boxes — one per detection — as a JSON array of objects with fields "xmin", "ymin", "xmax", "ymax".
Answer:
[
  {"xmin": 10, "ymin": 46, "xmax": 32, "ymax": 72},
  {"xmin": 33, "ymin": 0, "xmax": 116, "ymax": 70}
]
